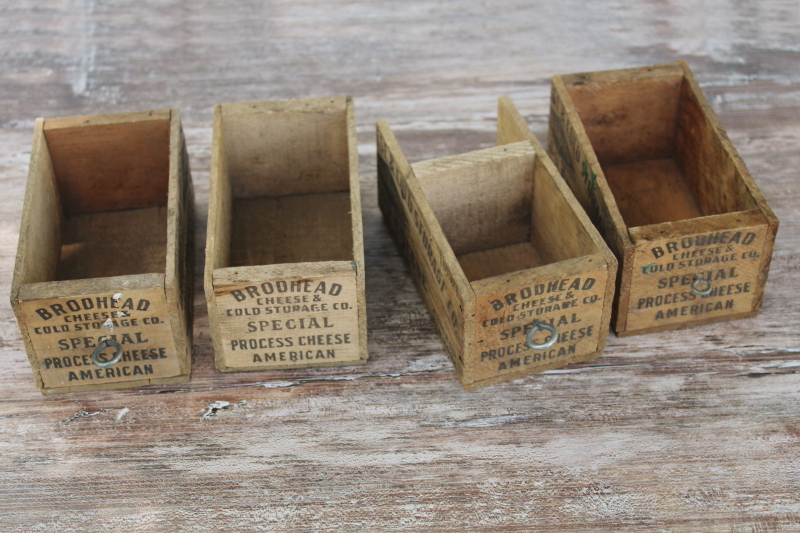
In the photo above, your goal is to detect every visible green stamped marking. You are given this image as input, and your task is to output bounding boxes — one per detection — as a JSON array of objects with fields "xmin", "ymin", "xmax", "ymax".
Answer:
[
  {"xmin": 640, "ymin": 262, "xmax": 657, "ymax": 274},
  {"xmin": 582, "ymin": 159, "xmax": 597, "ymax": 195}
]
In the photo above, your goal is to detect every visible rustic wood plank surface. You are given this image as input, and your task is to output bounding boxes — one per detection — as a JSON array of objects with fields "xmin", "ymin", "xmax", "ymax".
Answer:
[{"xmin": 1, "ymin": 1, "xmax": 799, "ymax": 531}]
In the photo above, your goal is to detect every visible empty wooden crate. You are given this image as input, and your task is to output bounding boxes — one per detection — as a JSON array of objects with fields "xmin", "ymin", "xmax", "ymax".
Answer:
[
  {"xmin": 548, "ymin": 60, "xmax": 779, "ymax": 336},
  {"xmin": 10, "ymin": 109, "xmax": 195, "ymax": 394},
  {"xmin": 377, "ymin": 97, "xmax": 617, "ymax": 390},
  {"xmin": 205, "ymin": 97, "xmax": 367, "ymax": 371}
]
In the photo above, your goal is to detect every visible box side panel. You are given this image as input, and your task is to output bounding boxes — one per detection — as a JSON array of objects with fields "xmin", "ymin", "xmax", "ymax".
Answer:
[
  {"xmin": 749, "ymin": 224, "xmax": 777, "ymax": 314},
  {"xmin": 18, "ymin": 277, "xmax": 184, "ymax": 392},
  {"xmin": 11, "ymin": 119, "xmax": 64, "ymax": 390},
  {"xmin": 206, "ymin": 105, "xmax": 233, "ymax": 370},
  {"xmin": 531, "ymin": 155, "xmax": 600, "ymax": 264},
  {"xmin": 530, "ymin": 140, "xmax": 617, "ymax": 371},
  {"xmin": 164, "ymin": 109, "xmax": 194, "ymax": 377},
  {"xmin": 676, "ymin": 63, "xmax": 760, "ymax": 217},
  {"xmin": 496, "ymin": 94, "xmax": 618, "ymax": 276},
  {"xmin": 496, "ymin": 95, "xmax": 534, "ymax": 147},
  {"xmin": 376, "ymin": 121, "xmax": 473, "ymax": 381},
  {"xmin": 43, "ymin": 108, "xmax": 172, "ymax": 130},
  {"xmin": 470, "ymin": 256, "xmax": 610, "ymax": 386},
  {"xmin": 548, "ymin": 77, "xmax": 631, "ymax": 261},
  {"xmin": 560, "ymin": 61, "xmax": 685, "ymax": 86},
  {"xmin": 346, "ymin": 98, "xmax": 368, "ymax": 363},
  {"xmin": 11, "ymin": 120, "xmax": 63, "ymax": 289},
  {"xmin": 212, "ymin": 263, "xmax": 363, "ymax": 370},
  {"xmin": 57, "ymin": 206, "xmax": 168, "ymax": 281},
  {"xmin": 43, "ymin": 112, "xmax": 171, "ymax": 215},
  {"xmin": 625, "ymin": 212, "xmax": 771, "ymax": 333},
  {"xmin": 411, "ymin": 142, "xmax": 535, "ymax": 256},
  {"xmin": 677, "ymin": 61, "xmax": 779, "ymax": 312},
  {"xmin": 228, "ymin": 193, "xmax": 354, "ymax": 266},
  {"xmin": 548, "ymin": 76, "xmax": 634, "ymax": 331},
  {"xmin": 564, "ymin": 69, "xmax": 683, "ymax": 166},
  {"xmin": 221, "ymin": 97, "xmax": 350, "ymax": 199}
]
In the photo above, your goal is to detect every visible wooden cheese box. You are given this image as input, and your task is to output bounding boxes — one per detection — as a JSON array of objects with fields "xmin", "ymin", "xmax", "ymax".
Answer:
[
  {"xmin": 547, "ymin": 60, "xmax": 779, "ymax": 336},
  {"xmin": 377, "ymin": 97, "xmax": 617, "ymax": 390},
  {"xmin": 205, "ymin": 97, "xmax": 367, "ymax": 371},
  {"xmin": 10, "ymin": 109, "xmax": 195, "ymax": 394}
]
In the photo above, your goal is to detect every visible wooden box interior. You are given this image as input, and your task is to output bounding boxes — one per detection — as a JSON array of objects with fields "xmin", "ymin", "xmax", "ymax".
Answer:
[
  {"xmin": 564, "ymin": 70, "xmax": 760, "ymax": 229},
  {"xmin": 218, "ymin": 101, "xmax": 354, "ymax": 267},
  {"xmin": 42, "ymin": 114, "xmax": 171, "ymax": 281},
  {"xmin": 413, "ymin": 141, "xmax": 599, "ymax": 283}
]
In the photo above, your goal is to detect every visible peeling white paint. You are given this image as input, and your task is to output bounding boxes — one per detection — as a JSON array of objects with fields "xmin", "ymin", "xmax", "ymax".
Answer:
[
  {"xmin": 62, "ymin": 409, "xmax": 113, "ymax": 424},
  {"xmin": 62, "ymin": 407, "xmax": 130, "ymax": 424},
  {"xmin": 102, "ymin": 317, "xmax": 114, "ymax": 337},
  {"xmin": 71, "ymin": 0, "xmax": 97, "ymax": 96},
  {"xmin": 201, "ymin": 401, "xmax": 231, "ymax": 420},
  {"xmin": 261, "ymin": 381, "xmax": 299, "ymax": 389},
  {"xmin": 200, "ymin": 400, "xmax": 249, "ymax": 420},
  {"xmin": 406, "ymin": 354, "xmax": 450, "ymax": 373},
  {"xmin": 750, "ymin": 360, "xmax": 800, "ymax": 372},
  {"xmin": 724, "ymin": 346, "xmax": 800, "ymax": 356}
]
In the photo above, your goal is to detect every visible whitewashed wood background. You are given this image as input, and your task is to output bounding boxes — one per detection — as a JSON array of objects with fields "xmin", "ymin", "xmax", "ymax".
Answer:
[{"xmin": 1, "ymin": 1, "xmax": 798, "ymax": 531}]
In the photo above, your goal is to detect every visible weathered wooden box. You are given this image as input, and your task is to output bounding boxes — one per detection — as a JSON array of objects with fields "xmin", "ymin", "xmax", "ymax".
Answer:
[
  {"xmin": 377, "ymin": 97, "xmax": 617, "ymax": 390},
  {"xmin": 205, "ymin": 97, "xmax": 367, "ymax": 371},
  {"xmin": 10, "ymin": 109, "xmax": 195, "ymax": 394},
  {"xmin": 547, "ymin": 60, "xmax": 779, "ymax": 336}
]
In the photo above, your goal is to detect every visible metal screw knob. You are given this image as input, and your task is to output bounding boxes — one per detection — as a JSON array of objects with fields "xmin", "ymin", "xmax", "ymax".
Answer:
[
  {"xmin": 525, "ymin": 319, "xmax": 558, "ymax": 350},
  {"xmin": 91, "ymin": 337, "xmax": 123, "ymax": 368}
]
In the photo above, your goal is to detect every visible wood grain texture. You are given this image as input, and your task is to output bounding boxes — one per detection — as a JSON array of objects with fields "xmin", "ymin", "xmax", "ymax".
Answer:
[
  {"xmin": 228, "ymin": 193, "xmax": 354, "ymax": 266},
  {"xmin": 1, "ymin": 1, "xmax": 799, "ymax": 531},
  {"xmin": 458, "ymin": 242, "xmax": 543, "ymax": 282},
  {"xmin": 603, "ymin": 158, "xmax": 702, "ymax": 227},
  {"xmin": 43, "ymin": 110, "xmax": 171, "ymax": 215},
  {"xmin": 220, "ymin": 97, "xmax": 351, "ymax": 199},
  {"xmin": 412, "ymin": 142, "xmax": 535, "ymax": 256},
  {"xmin": 58, "ymin": 205, "xmax": 168, "ymax": 279}
]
